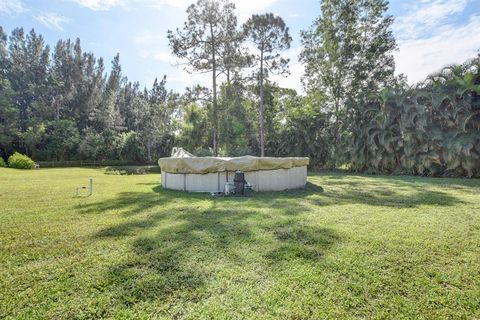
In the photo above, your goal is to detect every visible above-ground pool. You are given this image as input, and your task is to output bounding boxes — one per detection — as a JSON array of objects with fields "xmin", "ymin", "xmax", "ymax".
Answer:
[{"xmin": 158, "ymin": 155, "xmax": 309, "ymax": 192}]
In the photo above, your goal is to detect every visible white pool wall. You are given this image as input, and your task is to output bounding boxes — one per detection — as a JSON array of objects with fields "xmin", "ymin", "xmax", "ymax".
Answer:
[{"xmin": 161, "ymin": 166, "xmax": 307, "ymax": 192}]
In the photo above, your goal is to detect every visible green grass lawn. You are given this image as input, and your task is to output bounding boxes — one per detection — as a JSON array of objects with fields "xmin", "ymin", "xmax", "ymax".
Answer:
[{"xmin": 1, "ymin": 168, "xmax": 479, "ymax": 319}]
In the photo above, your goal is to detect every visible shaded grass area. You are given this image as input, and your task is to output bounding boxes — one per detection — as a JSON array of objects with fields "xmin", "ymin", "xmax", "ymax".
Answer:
[{"xmin": 0, "ymin": 168, "xmax": 479, "ymax": 319}]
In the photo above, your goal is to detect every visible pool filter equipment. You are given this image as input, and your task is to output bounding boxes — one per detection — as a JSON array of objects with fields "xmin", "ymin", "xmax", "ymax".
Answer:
[
  {"xmin": 224, "ymin": 181, "xmax": 235, "ymax": 195},
  {"xmin": 234, "ymin": 171, "xmax": 246, "ymax": 195},
  {"xmin": 244, "ymin": 183, "xmax": 253, "ymax": 197}
]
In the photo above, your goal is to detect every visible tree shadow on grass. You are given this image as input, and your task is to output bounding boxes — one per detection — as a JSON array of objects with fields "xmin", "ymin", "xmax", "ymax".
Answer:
[
  {"xmin": 182, "ymin": 181, "xmax": 441, "ymax": 212},
  {"xmin": 77, "ymin": 173, "xmax": 466, "ymax": 221},
  {"xmin": 304, "ymin": 174, "xmax": 467, "ymax": 208},
  {"xmin": 86, "ymin": 187, "xmax": 341, "ymax": 311},
  {"xmin": 69, "ymin": 171, "xmax": 476, "ymax": 315},
  {"xmin": 103, "ymin": 208, "xmax": 257, "ymax": 306},
  {"xmin": 310, "ymin": 188, "xmax": 463, "ymax": 208},
  {"xmin": 96, "ymin": 215, "xmax": 160, "ymax": 237},
  {"xmin": 234, "ymin": 180, "xmax": 464, "ymax": 209},
  {"xmin": 312, "ymin": 170, "xmax": 480, "ymax": 189},
  {"xmin": 76, "ymin": 186, "xmax": 206, "ymax": 216},
  {"xmin": 264, "ymin": 220, "xmax": 340, "ymax": 263}
]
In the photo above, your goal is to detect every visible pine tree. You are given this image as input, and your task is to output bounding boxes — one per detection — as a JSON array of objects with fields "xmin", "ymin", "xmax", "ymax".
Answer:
[
  {"xmin": 167, "ymin": 0, "xmax": 238, "ymax": 156},
  {"xmin": 243, "ymin": 13, "xmax": 291, "ymax": 157},
  {"xmin": 97, "ymin": 53, "xmax": 122, "ymax": 131},
  {"xmin": 0, "ymin": 27, "xmax": 8, "ymax": 77},
  {"xmin": 7, "ymin": 28, "xmax": 50, "ymax": 155}
]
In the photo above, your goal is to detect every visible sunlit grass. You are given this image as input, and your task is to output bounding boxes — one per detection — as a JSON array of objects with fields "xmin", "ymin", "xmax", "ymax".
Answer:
[{"xmin": 1, "ymin": 168, "xmax": 479, "ymax": 319}]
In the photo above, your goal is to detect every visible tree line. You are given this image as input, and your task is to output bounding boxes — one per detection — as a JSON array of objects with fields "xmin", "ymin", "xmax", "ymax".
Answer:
[
  {"xmin": 0, "ymin": 0, "xmax": 479, "ymax": 177},
  {"xmin": 0, "ymin": 27, "xmax": 177, "ymax": 163}
]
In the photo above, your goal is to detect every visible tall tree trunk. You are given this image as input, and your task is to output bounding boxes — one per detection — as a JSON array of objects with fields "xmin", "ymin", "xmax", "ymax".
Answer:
[
  {"xmin": 210, "ymin": 23, "xmax": 218, "ymax": 156},
  {"xmin": 147, "ymin": 138, "xmax": 152, "ymax": 162},
  {"xmin": 333, "ymin": 97, "xmax": 340, "ymax": 168},
  {"xmin": 54, "ymin": 96, "xmax": 60, "ymax": 120},
  {"xmin": 19, "ymin": 98, "xmax": 28, "ymax": 133},
  {"xmin": 259, "ymin": 47, "xmax": 265, "ymax": 157}
]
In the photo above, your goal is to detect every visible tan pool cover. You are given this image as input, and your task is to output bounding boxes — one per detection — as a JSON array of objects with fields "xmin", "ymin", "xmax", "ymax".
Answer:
[{"xmin": 158, "ymin": 155, "xmax": 309, "ymax": 174}]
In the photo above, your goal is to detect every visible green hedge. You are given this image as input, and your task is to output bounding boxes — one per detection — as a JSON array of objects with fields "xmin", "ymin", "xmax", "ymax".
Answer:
[
  {"xmin": 104, "ymin": 165, "xmax": 160, "ymax": 175},
  {"xmin": 36, "ymin": 160, "xmax": 156, "ymax": 168},
  {"xmin": 8, "ymin": 152, "xmax": 35, "ymax": 169},
  {"xmin": 0, "ymin": 157, "xmax": 5, "ymax": 167}
]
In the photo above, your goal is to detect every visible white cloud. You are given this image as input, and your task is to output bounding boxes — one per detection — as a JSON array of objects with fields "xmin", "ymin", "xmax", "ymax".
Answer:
[
  {"xmin": 169, "ymin": 67, "xmax": 211, "ymax": 88},
  {"xmin": 134, "ymin": 30, "xmax": 178, "ymax": 64},
  {"xmin": 153, "ymin": 52, "xmax": 177, "ymax": 64},
  {"xmin": 139, "ymin": 49, "xmax": 179, "ymax": 65},
  {"xmin": 0, "ymin": 0, "xmax": 26, "ymax": 14},
  {"xmin": 70, "ymin": 0, "xmax": 279, "ymax": 14},
  {"xmin": 139, "ymin": 66, "xmax": 208, "ymax": 93},
  {"xmin": 143, "ymin": 0, "xmax": 279, "ymax": 13},
  {"xmin": 287, "ymin": 13, "xmax": 302, "ymax": 19},
  {"xmin": 395, "ymin": 0, "xmax": 469, "ymax": 40},
  {"xmin": 36, "ymin": 12, "xmax": 70, "ymax": 30},
  {"xmin": 395, "ymin": 15, "xmax": 480, "ymax": 83},
  {"xmin": 133, "ymin": 30, "xmax": 165, "ymax": 46},
  {"xmin": 393, "ymin": 0, "xmax": 479, "ymax": 84},
  {"xmin": 270, "ymin": 46, "xmax": 304, "ymax": 93},
  {"xmin": 70, "ymin": 0, "xmax": 123, "ymax": 11},
  {"xmin": 272, "ymin": 59, "xmax": 303, "ymax": 93},
  {"xmin": 146, "ymin": 0, "xmax": 192, "ymax": 9},
  {"xmin": 231, "ymin": 0, "xmax": 278, "ymax": 14}
]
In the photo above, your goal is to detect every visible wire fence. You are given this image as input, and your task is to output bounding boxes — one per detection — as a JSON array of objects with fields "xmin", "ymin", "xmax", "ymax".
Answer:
[{"xmin": 36, "ymin": 160, "xmax": 157, "ymax": 168}]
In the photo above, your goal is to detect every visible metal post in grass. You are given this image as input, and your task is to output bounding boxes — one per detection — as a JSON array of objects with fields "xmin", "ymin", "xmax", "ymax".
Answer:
[{"xmin": 74, "ymin": 178, "xmax": 93, "ymax": 197}]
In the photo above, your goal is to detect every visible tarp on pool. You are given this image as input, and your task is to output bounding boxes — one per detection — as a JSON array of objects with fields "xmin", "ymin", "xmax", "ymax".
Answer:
[{"xmin": 158, "ymin": 155, "xmax": 309, "ymax": 174}]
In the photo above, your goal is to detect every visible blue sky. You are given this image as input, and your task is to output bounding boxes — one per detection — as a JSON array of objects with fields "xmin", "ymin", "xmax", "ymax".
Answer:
[{"xmin": 1, "ymin": 0, "xmax": 479, "ymax": 93}]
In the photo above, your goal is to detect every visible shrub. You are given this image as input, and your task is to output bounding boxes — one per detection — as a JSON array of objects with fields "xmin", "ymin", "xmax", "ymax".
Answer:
[
  {"xmin": 0, "ymin": 157, "xmax": 5, "ymax": 167},
  {"xmin": 104, "ymin": 165, "xmax": 160, "ymax": 175},
  {"xmin": 8, "ymin": 152, "xmax": 35, "ymax": 169},
  {"xmin": 78, "ymin": 129, "xmax": 104, "ymax": 160}
]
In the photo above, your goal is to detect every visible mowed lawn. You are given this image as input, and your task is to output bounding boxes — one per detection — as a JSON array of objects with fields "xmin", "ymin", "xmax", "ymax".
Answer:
[{"xmin": 1, "ymin": 168, "xmax": 479, "ymax": 319}]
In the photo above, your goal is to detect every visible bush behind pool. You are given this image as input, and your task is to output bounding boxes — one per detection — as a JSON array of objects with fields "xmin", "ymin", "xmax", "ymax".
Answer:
[{"xmin": 8, "ymin": 152, "xmax": 35, "ymax": 169}]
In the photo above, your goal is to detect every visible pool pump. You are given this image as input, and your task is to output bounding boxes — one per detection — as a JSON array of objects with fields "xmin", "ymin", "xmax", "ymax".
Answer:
[
  {"xmin": 219, "ymin": 170, "xmax": 253, "ymax": 197},
  {"xmin": 234, "ymin": 171, "xmax": 246, "ymax": 195}
]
